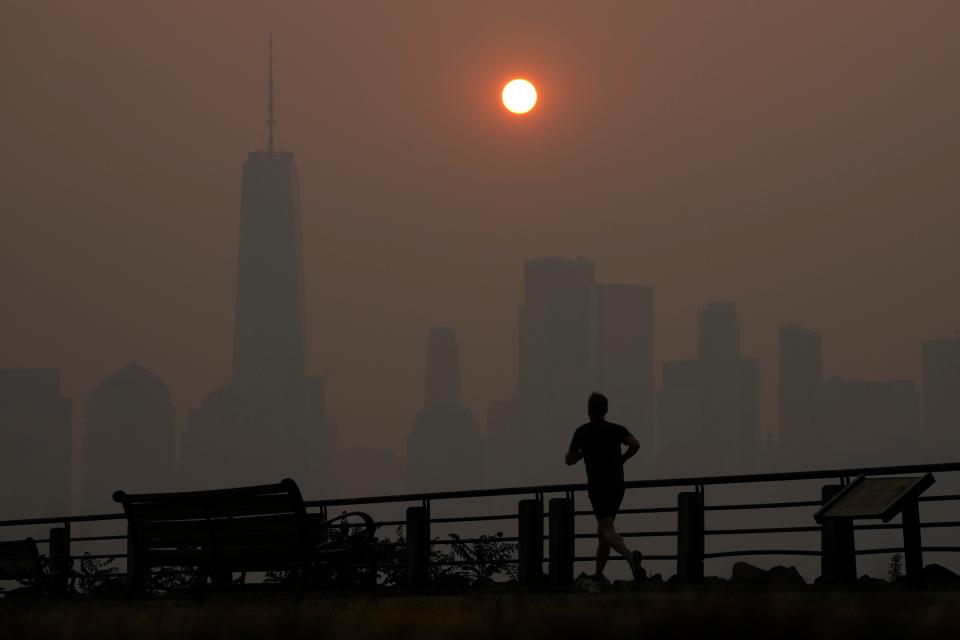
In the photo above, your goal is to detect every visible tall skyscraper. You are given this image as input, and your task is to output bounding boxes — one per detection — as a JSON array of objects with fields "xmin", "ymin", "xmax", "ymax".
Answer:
[
  {"xmin": 517, "ymin": 257, "xmax": 595, "ymax": 409},
  {"xmin": 656, "ymin": 302, "xmax": 760, "ymax": 475},
  {"xmin": 594, "ymin": 283, "xmax": 655, "ymax": 472},
  {"xmin": 179, "ymin": 37, "xmax": 337, "ymax": 493},
  {"xmin": 0, "ymin": 369, "xmax": 71, "ymax": 519},
  {"xmin": 779, "ymin": 324, "xmax": 823, "ymax": 465},
  {"xmin": 304, "ymin": 374, "xmax": 337, "ymax": 496},
  {"xmin": 491, "ymin": 257, "xmax": 595, "ymax": 484},
  {"xmin": 921, "ymin": 337, "xmax": 960, "ymax": 453},
  {"xmin": 816, "ymin": 378, "xmax": 920, "ymax": 467},
  {"xmin": 656, "ymin": 359, "xmax": 704, "ymax": 475},
  {"xmin": 84, "ymin": 363, "xmax": 175, "ymax": 510},
  {"xmin": 179, "ymin": 386, "xmax": 264, "ymax": 489},
  {"xmin": 698, "ymin": 302, "xmax": 758, "ymax": 472},
  {"xmin": 406, "ymin": 328, "xmax": 482, "ymax": 491},
  {"xmin": 231, "ymin": 36, "xmax": 307, "ymax": 452}
]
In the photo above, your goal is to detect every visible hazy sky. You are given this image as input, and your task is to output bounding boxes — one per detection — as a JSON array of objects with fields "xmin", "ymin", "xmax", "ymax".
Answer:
[{"xmin": 2, "ymin": 2, "xmax": 959, "ymax": 455}]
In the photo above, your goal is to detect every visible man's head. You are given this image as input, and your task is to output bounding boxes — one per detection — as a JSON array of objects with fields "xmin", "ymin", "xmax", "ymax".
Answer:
[{"xmin": 587, "ymin": 392, "xmax": 608, "ymax": 421}]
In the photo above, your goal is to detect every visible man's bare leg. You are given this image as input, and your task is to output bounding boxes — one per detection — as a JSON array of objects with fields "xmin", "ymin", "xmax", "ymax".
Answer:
[
  {"xmin": 595, "ymin": 537, "xmax": 611, "ymax": 577},
  {"xmin": 598, "ymin": 517, "xmax": 630, "ymax": 558}
]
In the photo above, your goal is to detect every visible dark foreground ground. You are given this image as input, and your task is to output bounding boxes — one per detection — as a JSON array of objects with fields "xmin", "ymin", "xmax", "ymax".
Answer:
[{"xmin": 3, "ymin": 586, "xmax": 960, "ymax": 640}]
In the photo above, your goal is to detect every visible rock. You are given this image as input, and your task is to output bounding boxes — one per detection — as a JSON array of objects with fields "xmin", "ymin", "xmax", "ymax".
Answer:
[
  {"xmin": 730, "ymin": 562, "xmax": 805, "ymax": 585},
  {"xmin": 767, "ymin": 565, "xmax": 806, "ymax": 585},
  {"xmin": 924, "ymin": 564, "xmax": 960, "ymax": 587},
  {"xmin": 857, "ymin": 575, "xmax": 887, "ymax": 587},
  {"xmin": 730, "ymin": 562, "xmax": 767, "ymax": 584}
]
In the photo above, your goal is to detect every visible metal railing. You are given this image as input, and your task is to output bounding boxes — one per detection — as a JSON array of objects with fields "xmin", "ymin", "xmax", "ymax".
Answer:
[{"xmin": 1, "ymin": 461, "xmax": 959, "ymax": 588}]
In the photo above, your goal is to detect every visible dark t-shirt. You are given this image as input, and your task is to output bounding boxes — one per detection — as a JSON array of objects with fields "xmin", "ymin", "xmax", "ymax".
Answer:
[{"xmin": 568, "ymin": 420, "xmax": 632, "ymax": 490}]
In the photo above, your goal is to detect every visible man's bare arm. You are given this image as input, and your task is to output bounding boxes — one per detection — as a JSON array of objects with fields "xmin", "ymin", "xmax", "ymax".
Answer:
[
  {"xmin": 565, "ymin": 449, "xmax": 583, "ymax": 466},
  {"xmin": 621, "ymin": 435, "xmax": 640, "ymax": 464}
]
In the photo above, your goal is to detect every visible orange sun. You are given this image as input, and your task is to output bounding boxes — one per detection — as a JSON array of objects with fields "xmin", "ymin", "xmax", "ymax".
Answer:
[{"xmin": 502, "ymin": 78, "xmax": 537, "ymax": 114}]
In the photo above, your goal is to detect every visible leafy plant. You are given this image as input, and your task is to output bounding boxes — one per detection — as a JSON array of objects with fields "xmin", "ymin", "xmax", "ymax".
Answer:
[
  {"xmin": 75, "ymin": 553, "xmax": 124, "ymax": 594},
  {"xmin": 375, "ymin": 526, "xmax": 517, "ymax": 587},
  {"xmin": 447, "ymin": 532, "xmax": 518, "ymax": 585},
  {"xmin": 888, "ymin": 553, "xmax": 903, "ymax": 582}
]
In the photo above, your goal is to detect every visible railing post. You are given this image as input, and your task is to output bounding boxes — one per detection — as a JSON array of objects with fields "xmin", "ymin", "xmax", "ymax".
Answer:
[
  {"xmin": 406, "ymin": 506, "xmax": 430, "ymax": 588},
  {"xmin": 48, "ymin": 526, "xmax": 71, "ymax": 594},
  {"xmin": 548, "ymin": 497, "xmax": 574, "ymax": 585},
  {"xmin": 820, "ymin": 484, "xmax": 856, "ymax": 584},
  {"xmin": 677, "ymin": 491, "xmax": 704, "ymax": 584},
  {"xmin": 901, "ymin": 496, "xmax": 923, "ymax": 584},
  {"xmin": 518, "ymin": 499, "xmax": 543, "ymax": 585},
  {"xmin": 125, "ymin": 523, "xmax": 146, "ymax": 592}
]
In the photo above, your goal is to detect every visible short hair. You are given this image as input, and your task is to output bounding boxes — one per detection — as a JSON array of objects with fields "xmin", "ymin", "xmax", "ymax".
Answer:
[{"xmin": 588, "ymin": 392, "xmax": 608, "ymax": 416}]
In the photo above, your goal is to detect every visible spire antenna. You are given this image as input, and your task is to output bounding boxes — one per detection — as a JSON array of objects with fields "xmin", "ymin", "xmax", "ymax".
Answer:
[{"xmin": 267, "ymin": 34, "xmax": 276, "ymax": 152}]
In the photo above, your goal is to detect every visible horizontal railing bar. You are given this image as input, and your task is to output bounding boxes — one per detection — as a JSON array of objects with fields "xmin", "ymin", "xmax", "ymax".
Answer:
[
  {"xmin": 706, "ymin": 526, "xmax": 822, "ymax": 535},
  {"xmin": 70, "ymin": 553, "xmax": 125, "ymax": 560},
  {"xmin": 432, "ymin": 559, "xmax": 521, "ymax": 566},
  {"xmin": 575, "ymin": 555, "xmax": 677, "ymax": 561},
  {"xmin": 920, "ymin": 494, "xmax": 960, "ymax": 502},
  {"xmin": 2, "ymin": 461, "xmax": 957, "ymax": 529},
  {"xmin": 431, "ymin": 514, "xmax": 518, "ymax": 524},
  {"xmin": 705, "ymin": 501, "xmax": 822, "ymax": 511},
  {"xmin": 575, "ymin": 507, "xmax": 677, "ymax": 516},
  {"xmin": 304, "ymin": 462, "xmax": 960, "ymax": 508},
  {"xmin": 575, "ymin": 531, "xmax": 677, "ymax": 539},
  {"xmin": 856, "ymin": 546, "xmax": 960, "ymax": 555},
  {"xmin": 853, "ymin": 521, "xmax": 960, "ymax": 532},
  {"xmin": 71, "ymin": 535, "xmax": 127, "ymax": 542},
  {"xmin": 0, "ymin": 462, "xmax": 960, "ymax": 527},
  {"xmin": 430, "ymin": 537, "xmax": 519, "ymax": 545},
  {"xmin": 704, "ymin": 550, "xmax": 821, "ymax": 558},
  {"xmin": 0, "ymin": 513, "xmax": 124, "ymax": 528}
]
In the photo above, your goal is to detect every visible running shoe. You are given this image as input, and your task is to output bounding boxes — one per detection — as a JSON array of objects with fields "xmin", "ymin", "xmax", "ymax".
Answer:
[{"xmin": 628, "ymin": 550, "xmax": 646, "ymax": 582}]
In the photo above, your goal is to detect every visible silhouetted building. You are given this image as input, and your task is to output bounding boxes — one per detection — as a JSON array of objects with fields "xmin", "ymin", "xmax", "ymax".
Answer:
[
  {"xmin": 816, "ymin": 378, "xmax": 920, "ymax": 467},
  {"xmin": 779, "ymin": 324, "xmax": 823, "ymax": 465},
  {"xmin": 739, "ymin": 357, "xmax": 761, "ymax": 470},
  {"xmin": 84, "ymin": 363, "xmax": 175, "ymax": 510},
  {"xmin": 406, "ymin": 328, "xmax": 482, "ymax": 491},
  {"xmin": 487, "ymin": 258, "xmax": 664, "ymax": 485},
  {"xmin": 231, "ymin": 40, "xmax": 307, "ymax": 467},
  {"xmin": 337, "ymin": 447, "xmax": 404, "ymax": 497},
  {"xmin": 0, "ymin": 369, "xmax": 71, "ymax": 519},
  {"xmin": 181, "ymin": 39, "xmax": 335, "ymax": 492},
  {"xmin": 656, "ymin": 360, "xmax": 705, "ymax": 475},
  {"xmin": 656, "ymin": 302, "xmax": 760, "ymax": 475},
  {"xmin": 488, "ymin": 257, "xmax": 596, "ymax": 484},
  {"xmin": 922, "ymin": 337, "xmax": 960, "ymax": 454},
  {"xmin": 179, "ymin": 386, "xmax": 265, "ymax": 489},
  {"xmin": 698, "ymin": 303, "xmax": 743, "ymax": 469},
  {"xmin": 517, "ymin": 257, "xmax": 595, "ymax": 408},
  {"xmin": 304, "ymin": 375, "xmax": 338, "ymax": 496},
  {"xmin": 594, "ymin": 283, "xmax": 655, "ymax": 474}
]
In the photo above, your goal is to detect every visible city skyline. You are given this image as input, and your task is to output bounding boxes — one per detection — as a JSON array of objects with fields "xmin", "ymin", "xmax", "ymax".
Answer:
[
  {"xmin": 2, "ymin": 4, "xmax": 959, "ymax": 477},
  {"xmin": 3, "ymin": 6, "xmax": 960, "ymax": 634}
]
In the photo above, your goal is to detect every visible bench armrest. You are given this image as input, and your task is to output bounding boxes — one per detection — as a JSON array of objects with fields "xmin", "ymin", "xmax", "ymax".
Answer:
[{"xmin": 309, "ymin": 511, "xmax": 377, "ymax": 549}]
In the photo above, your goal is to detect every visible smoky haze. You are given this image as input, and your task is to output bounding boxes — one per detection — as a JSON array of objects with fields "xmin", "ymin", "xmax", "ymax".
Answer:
[{"xmin": 2, "ymin": 2, "xmax": 960, "ymax": 507}]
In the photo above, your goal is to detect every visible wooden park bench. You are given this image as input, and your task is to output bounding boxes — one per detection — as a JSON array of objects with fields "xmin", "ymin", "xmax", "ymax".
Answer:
[
  {"xmin": 113, "ymin": 478, "xmax": 376, "ymax": 595},
  {"xmin": 0, "ymin": 538, "xmax": 43, "ymax": 595}
]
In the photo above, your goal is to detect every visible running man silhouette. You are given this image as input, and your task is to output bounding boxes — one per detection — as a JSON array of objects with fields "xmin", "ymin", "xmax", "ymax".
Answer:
[{"xmin": 566, "ymin": 392, "xmax": 644, "ymax": 585}]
